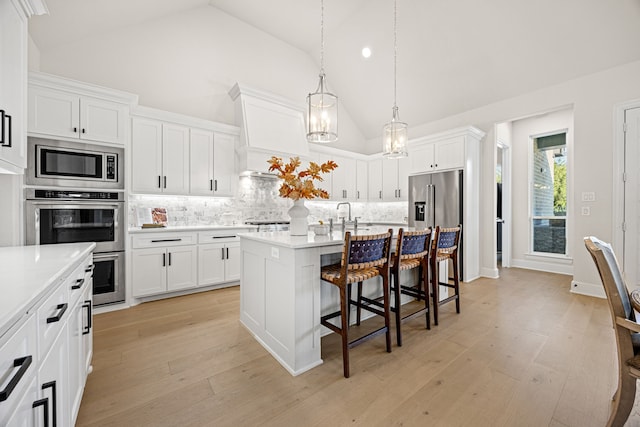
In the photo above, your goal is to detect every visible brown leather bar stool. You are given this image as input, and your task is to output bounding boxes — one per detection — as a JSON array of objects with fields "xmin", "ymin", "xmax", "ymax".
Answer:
[
  {"xmin": 320, "ymin": 229, "xmax": 393, "ymax": 378},
  {"xmin": 430, "ymin": 225, "xmax": 461, "ymax": 326},
  {"xmin": 356, "ymin": 228, "xmax": 432, "ymax": 346}
]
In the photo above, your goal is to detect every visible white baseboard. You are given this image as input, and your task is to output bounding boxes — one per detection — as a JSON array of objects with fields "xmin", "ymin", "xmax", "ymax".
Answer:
[
  {"xmin": 480, "ymin": 267, "xmax": 499, "ymax": 279},
  {"xmin": 511, "ymin": 258, "xmax": 573, "ymax": 275},
  {"xmin": 570, "ymin": 280, "xmax": 605, "ymax": 298}
]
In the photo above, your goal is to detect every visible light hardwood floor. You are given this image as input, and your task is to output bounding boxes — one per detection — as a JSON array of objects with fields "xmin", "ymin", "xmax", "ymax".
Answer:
[{"xmin": 77, "ymin": 267, "xmax": 622, "ymax": 427}]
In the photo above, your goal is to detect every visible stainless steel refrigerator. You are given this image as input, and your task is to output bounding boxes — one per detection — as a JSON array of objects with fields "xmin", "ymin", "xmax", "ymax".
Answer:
[{"xmin": 409, "ymin": 170, "xmax": 463, "ymax": 276}]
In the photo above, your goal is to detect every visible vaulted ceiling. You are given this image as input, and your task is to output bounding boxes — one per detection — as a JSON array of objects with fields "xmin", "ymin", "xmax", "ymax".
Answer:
[{"xmin": 29, "ymin": 0, "xmax": 640, "ymax": 140}]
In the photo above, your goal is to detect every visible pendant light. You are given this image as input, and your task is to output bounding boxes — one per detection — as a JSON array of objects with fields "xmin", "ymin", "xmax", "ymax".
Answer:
[
  {"xmin": 383, "ymin": 0, "xmax": 408, "ymax": 158},
  {"xmin": 307, "ymin": 0, "xmax": 338, "ymax": 143}
]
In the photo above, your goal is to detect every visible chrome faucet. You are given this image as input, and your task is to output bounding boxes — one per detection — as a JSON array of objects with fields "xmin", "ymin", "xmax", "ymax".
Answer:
[{"xmin": 336, "ymin": 202, "xmax": 352, "ymax": 222}]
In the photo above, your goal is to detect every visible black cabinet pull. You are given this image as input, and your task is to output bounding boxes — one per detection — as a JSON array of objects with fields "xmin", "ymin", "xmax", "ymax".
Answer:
[
  {"xmin": 226, "ymin": 248, "xmax": 229, "ymax": 259},
  {"xmin": 214, "ymin": 180, "xmax": 218, "ymax": 191},
  {"xmin": 83, "ymin": 300, "xmax": 92, "ymax": 335},
  {"xmin": 0, "ymin": 355, "xmax": 32, "ymax": 402},
  {"xmin": 0, "ymin": 110, "xmax": 4, "ymax": 146},
  {"xmin": 158, "ymin": 176, "xmax": 161, "ymax": 188},
  {"xmin": 168, "ymin": 252, "xmax": 172, "ymax": 266},
  {"xmin": 162, "ymin": 253, "xmax": 166, "ymax": 267},
  {"xmin": 212, "ymin": 235, "xmax": 236, "ymax": 239},
  {"xmin": 82, "ymin": 128, "xmax": 86, "ymax": 134},
  {"xmin": 72, "ymin": 278, "xmax": 84, "ymax": 290},
  {"xmin": 85, "ymin": 265, "xmax": 94, "ymax": 273},
  {"xmin": 357, "ymin": 190, "xmax": 360, "ymax": 199},
  {"xmin": 0, "ymin": 110, "xmax": 11, "ymax": 148},
  {"xmin": 164, "ymin": 176, "xmax": 167, "ymax": 188},
  {"xmin": 210, "ymin": 179, "xmax": 213, "ymax": 191},
  {"xmin": 73, "ymin": 127, "xmax": 78, "ymax": 133},
  {"xmin": 379, "ymin": 190, "xmax": 382, "ymax": 199},
  {"xmin": 3, "ymin": 113, "xmax": 11, "ymax": 148},
  {"xmin": 151, "ymin": 238, "xmax": 182, "ymax": 243},
  {"xmin": 47, "ymin": 303, "xmax": 68, "ymax": 323},
  {"xmin": 42, "ymin": 381, "xmax": 57, "ymax": 427},
  {"xmin": 221, "ymin": 248, "xmax": 225, "ymax": 260},
  {"xmin": 33, "ymin": 397, "xmax": 50, "ymax": 427}
]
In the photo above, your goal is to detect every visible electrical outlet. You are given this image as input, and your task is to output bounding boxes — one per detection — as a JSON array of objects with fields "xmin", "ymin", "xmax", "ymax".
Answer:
[
  {"xmin": 582, "ymin": 192, "xmax": 596, "ymax": 202},
  {"xmin": 581, "ymin": 206, "xmax": 591, "ymax": 216},
  {"xmin": 271, "ymin": 247, "xmax": 279, "ymax": 259}
]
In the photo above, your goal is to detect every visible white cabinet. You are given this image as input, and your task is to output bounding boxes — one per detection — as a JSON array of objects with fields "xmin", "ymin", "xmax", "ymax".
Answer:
[
  {"xmin": 409, "ymin": 136, "xmax": 465, "ymax": 174},
  {"xmin": 356, "ymin": 160, "xmax": 368, "ymax": 201},
  {"xmin": 0, "ymin": 0, "xmax": 28, "ymax": 172},
  {"xmin": 28, "ymin": 86, "xmax": 128, "ymax": 144},
  {"xmin": 131, "ymin": 232, "xmax": 198, "ymax": 297},
  {"xmin": 331, "ymin": 156, "xmax": 356, "ymax": 201},
  {"xmin": 376, "ymin": 157, "xmax": 409, "ymax": 201},
  {"xmin": 38, "ymin": 322, "xmax": 70, "ymax": 427},
  {"xmin": 131, "ymin": 118, "xmax": 189, "ymax": 195},
  {"xmin": 190, "ymin": 130, "xmax": 236, "ymax": 197},
  {"xmin": 198, "ymin": 232, "xmax": 243, "ymax": 286}
]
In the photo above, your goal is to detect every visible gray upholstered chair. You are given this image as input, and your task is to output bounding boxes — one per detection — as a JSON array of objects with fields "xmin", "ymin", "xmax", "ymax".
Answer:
[{"xmin": 585, "ymin": 236, "xmax": 640, "ymax": 427}]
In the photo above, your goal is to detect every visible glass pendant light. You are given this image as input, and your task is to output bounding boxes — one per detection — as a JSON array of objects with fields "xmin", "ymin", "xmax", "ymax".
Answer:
[
  {"xmin": 383, "ymin": 0, "xmax": 408, "ymax": 158},
  {"xmin": 307, "ymin": 0, "xmax": 338, "ymax": 143}
]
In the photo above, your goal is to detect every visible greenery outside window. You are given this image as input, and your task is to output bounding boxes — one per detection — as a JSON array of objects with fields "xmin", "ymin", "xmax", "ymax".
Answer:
[{"xmin": 531, "ymin": 132, "xmax": 567, "ymax": 255}]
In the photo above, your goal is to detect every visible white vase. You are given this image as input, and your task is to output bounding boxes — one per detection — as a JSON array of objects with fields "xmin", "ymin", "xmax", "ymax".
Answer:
[{"xmin": 288, "ymin": 199, "xmax": 309, "ymax": 235}]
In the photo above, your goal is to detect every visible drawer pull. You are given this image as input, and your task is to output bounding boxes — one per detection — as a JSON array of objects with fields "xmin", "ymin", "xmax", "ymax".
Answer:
[
  {"xmin": 85, "ymin": 265, "xmax": 94, "ymax": 273},
  {"xmin": 72, "ymin": 278, "xmax": 85, "ymax": 290},
  {"xmin": 42, "ymin": 381, "xmax": 57, "ymax": 427},
  {"xmin": 47, "ymin": 303, "xmax": 68, "ymax": 324},
  {"xmin": 151, "ymin": 238, "xmax": 182, "ymax": 243},
  {"xmin": 212, "ymin": 235, "xmax": 236, "ymax": 239},
  {"xmin": 83, "ymin": 300, "xmax": 92, "ymax": 335},
  {"xmin": 0, "ymin": 355, "xmax": 33, "ymax": 402},
  {"xmin": 32, "ymin": 397, "xmax": 50, "ymax": 427}
]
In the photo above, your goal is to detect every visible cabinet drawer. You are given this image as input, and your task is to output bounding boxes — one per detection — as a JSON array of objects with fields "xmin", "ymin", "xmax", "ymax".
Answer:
[
  {"xmin": 197, "ymin": 230, "xmax": 243, "ymax": 244},
  {"xmin": 0, "ymin": 314, "xmax": 37, "ymax": 426},
  {"xmin": 37, "ymin": 283, "xmax": 69, "ymax": 360},
  {"xmin": 132, "ymin": 233, "xmax": 197, "ymax": 249},
  {"xmin": 68, "ymin": 255, "xmax": 94, "ymax": 305}
]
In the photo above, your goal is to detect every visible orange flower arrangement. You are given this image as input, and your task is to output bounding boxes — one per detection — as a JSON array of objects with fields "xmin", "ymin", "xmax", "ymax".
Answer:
[{"xmin": 267, "ymin": 156, "xmax": 338, "ymax": 200}]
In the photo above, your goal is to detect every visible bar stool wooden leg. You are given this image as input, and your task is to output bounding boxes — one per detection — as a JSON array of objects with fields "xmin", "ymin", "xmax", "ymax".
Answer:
[
  {"xmin": 339, "ymin": 285, "xmax": 350, "ymax": 378},
  {"xmin": 392, "ymin": 270, "xmax": 402, "ymax": 346},
  {"xmin": 382, "ymin": 274, "xmax": 392, "ymax": 353},
  {"xmin": 356, "ymin": 282, "xmax": 363, "ymax": 326},
  {"xmin": 454, "ymin": 261, "xmax": 460, "ymax": 313},
  {"xmin": 423, "ymin": 264, "xmax": 431, "ymax": 330},
  {"xmin": 431, "ymin": 259, "xmax": 440, "ymax": 326}
]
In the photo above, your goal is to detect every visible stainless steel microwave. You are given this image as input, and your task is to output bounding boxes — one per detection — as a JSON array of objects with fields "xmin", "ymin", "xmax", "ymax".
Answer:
[{"xmin": 26, "ymin": 137, "xmax": 124, "ymax": 189}]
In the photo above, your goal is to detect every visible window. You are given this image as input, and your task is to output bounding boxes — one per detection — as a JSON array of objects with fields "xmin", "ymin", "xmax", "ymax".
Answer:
[{"xmin": 531, "ymin": 132, "xmax": 567, "ymax": 255}]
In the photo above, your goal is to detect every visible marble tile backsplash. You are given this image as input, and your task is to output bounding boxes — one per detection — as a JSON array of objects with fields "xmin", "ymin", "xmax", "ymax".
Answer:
[{"xmin": 128, "ymin": 176, "xmax": 408, "ymax": 227}]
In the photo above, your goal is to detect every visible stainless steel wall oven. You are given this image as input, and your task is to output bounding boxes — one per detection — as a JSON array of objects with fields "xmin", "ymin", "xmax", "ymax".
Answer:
[{"xmin": 25, "ymin": 188, "xmax": 125, "ymax": 306}]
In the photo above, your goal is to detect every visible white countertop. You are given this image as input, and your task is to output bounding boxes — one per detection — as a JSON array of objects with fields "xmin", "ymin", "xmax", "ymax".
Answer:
[
  {"xmin": 0, "ymin": 242, "xmax": 95, "ymax": 340},
  {"xmin": 128, "ymin": 224, "xmax": 257, "ymax": 234},
  {"xmin": 238, "ymin": 226, "xmax": 404, "ymax": 249}
]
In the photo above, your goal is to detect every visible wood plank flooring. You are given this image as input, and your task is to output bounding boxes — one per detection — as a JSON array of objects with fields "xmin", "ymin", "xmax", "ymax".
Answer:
[{"xmin": 77, "ymin": 267, "xmax": 623, "ymax": 426}]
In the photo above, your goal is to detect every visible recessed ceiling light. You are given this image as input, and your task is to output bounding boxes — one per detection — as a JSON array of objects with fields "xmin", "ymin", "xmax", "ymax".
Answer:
[{"xmin": 361, "ymin": 47, "xmax": 372, "ymax": 59}]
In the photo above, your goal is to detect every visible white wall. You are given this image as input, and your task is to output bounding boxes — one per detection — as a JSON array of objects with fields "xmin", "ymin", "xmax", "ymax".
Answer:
[
  {"xmin": 27, "ymin": 34, "xmax": 40, "ymax": 71},
  {"xmin": 32, "ymin": 5, "xmax": 366, "ymax": 153},
  {"xmin": 0, "ymin": 175, "xmax": 24, "ymax": 246}
]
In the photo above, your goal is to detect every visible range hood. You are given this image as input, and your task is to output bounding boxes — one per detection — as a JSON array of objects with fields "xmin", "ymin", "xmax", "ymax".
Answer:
[{"xmin": 229, "ymin": 83, "xmax": 309, "ymax": 174}]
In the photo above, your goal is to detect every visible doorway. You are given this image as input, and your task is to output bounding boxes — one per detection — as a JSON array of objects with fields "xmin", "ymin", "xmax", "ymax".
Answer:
[
  {"xmin": 621, "ymin": 105, "xmax": 640, "ymax": 287},
  {"xmin": 497, "ymin": 140, "xmax": 511, "ymax": 268}
]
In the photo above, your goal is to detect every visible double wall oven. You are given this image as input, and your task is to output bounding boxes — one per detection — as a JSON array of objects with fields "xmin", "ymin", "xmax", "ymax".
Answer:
[{"xmin": 25, "ymin": 137, "xmax": 126, "ymax": 306}]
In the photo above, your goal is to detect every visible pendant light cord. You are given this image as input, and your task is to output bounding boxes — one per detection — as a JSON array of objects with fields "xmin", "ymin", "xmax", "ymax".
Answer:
[
  {"xmin": 320, "ymin": 0, "xmax": 325, "ymax": 75},
  {"xmin": 393, "ymin": 0, "xmax": 398, "ymax": 111}
]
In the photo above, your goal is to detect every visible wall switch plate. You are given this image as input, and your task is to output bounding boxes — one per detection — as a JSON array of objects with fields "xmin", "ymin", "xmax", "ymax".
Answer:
[
  {"xmin": 581, "ymin": 206, "xmax": 591, "ymax": 216},
  {"xmin": 581, "ymin": 192, "xmax": 596, "ymax": 202},
  {"xmin": 271, "ymin": 247, "xmax": 279, "ymax": 259}
]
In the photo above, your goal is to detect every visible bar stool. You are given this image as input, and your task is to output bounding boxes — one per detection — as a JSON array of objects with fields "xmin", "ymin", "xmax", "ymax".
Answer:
[
  {"xmin": 320, "ymin": 229, "xmax": 393, "ymax": 378},
  {"xmin": 430, "ymin": 225, "xmax": 461, "ymax": 326}
]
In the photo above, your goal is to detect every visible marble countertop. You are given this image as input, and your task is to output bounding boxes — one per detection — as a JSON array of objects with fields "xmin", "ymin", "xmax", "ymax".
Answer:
[
  {"xmin": 0, "ymin": 242, "xmax": 95, "ymax": 340},
  {"xmin": 128, "ymin": 224, "xmax": 258, "ymax": 234},
  {"xmin": 239, "ymin": 226, "xmax": 405, "ymax": 249}
]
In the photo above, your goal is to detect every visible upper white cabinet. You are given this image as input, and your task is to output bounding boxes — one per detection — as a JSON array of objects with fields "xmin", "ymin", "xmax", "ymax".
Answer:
[
  {"xmin": 0, "ymin": 0, "xmax": 45, "ymax": 173},
  {"xmin": 28, "ymin": 73, "xmax": 137, "ymax": 145},
  {"xmin": 356, "ymin": 160, "xmax": 368, "ymax": 201},
  {"xmin": 381, "ymin": 157, "xmax": 409, "ymax": 201},
  {"xmin": 409, "ymin": 133, "xmax": 471, "ymax": 174},
  {"xmin": 131, "ymin": 106, "xmax": 239, "ymax": 197},
  {"xmin": 331, "ymin": 155, "xmax": 356, "ymax": 201},
  {"xmin": 368, "ymin": 159, "xmax": 383, "ymax": 201}
]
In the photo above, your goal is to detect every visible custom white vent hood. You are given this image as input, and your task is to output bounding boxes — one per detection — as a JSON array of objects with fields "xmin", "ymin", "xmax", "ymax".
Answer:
[{"xmin": 229, "ymin": 83, "xmax": 309, "ymax": 174}]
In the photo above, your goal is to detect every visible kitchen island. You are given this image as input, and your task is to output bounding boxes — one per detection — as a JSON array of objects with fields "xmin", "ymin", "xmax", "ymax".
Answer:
[{"xmin": 238, "ymin": 227, "xmax": 399, "ymax": 376}]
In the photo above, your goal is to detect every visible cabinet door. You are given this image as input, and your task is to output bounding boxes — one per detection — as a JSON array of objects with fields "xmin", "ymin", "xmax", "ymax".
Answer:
[
  {"xmin": 67, "ymin": 296, "xmax": 83, "ymax": 423},
  {"xmin": 225, "ymin": 242, "xmax": 241, "ymax": 282},
  {"xmin": 382, "ymin": 158, "xmax": 399, "ymax": 200},
  {"xmin": 368, "ymin": 159, "xmax": 383, "ymax": 201},
  {"xmin": 131, "ymin": 118, "xmax": 163, "ymax": 194},
  {"xmin": 167, "ymin": 246, "xmax": 197, "ymax": 292},
  {"xmin": 189, "ymin": 128, "xmax": 215, "ymax": 196},
  {"xmin": 0, "ymin": 0, "xmax": 27, "ymax": 171},
  {"xmin": 198, "ymin": 243, "xmax": 226, "ymax": 285},
  {"xmin": 331, "ymin": 156, "xmax": 356, "ymax": 201},
  {"xmin": 28, "ymin": 86, "xmax": 80, "ymax": 140},
  {"xmin": 397, "ymin": 157, "xmax": 410, "ymax": 201},
  {"xmin": 38, "ymin": 323, "xmax": 70, "ymax": 427},
  {"xmin": 81, "ymin": 283, "xmax": 93, "ymax": 376},
  {"xmin": 3, "ymin": 376, "xmax": 38, "ymax": 427},
  {"xmin": 80, "ymin": 97, "xmax": 127, "ymax": 144},
  {"xmin": 435, "ymin": 136, "xmax": 465, "ymax": 170},
  {"xmin": 410, "ymin": 144, "xmax": 435, "ymax": 174},
  {"xmin": 131, "ymin": 248, "xmax": 167, "ymax": 297},
  {"xmin": 162, "ymin": 124, "xmax": 190, "ymax": 194},
  {"xmin": 356, "ymin": 160, "xmax": 368, "ymax": 201},
  {"xmin": 213, "ymin": 133, "xmax": 236, "ymax": 196}
]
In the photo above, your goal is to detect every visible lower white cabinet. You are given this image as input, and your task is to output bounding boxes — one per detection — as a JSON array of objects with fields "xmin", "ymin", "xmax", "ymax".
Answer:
[
  {"xmin": 131, "ymin": 232, "xmax": 198, "ymax": 297},
  {"xmin": 198, "ymin": 235, "xmax": 241, "ymax": 285},
  {"xmin": 68, "ymin": 279, "xmax": 93, "ymax": 423},
  {"xmin": 38, "ymin": 322, "xmax": 70, "ymax": 427}
]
